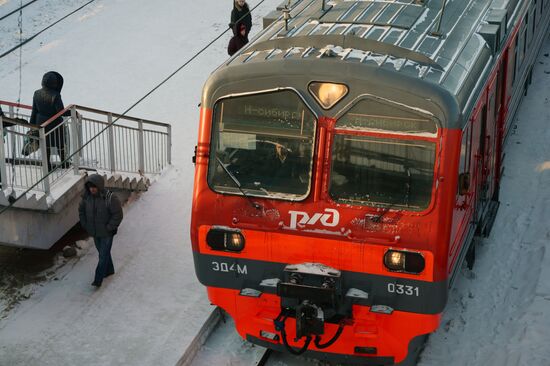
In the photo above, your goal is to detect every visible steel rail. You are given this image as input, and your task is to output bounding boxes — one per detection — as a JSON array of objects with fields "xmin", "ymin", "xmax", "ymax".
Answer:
[
  {"xmin": 173, "ymin": 306, "xmax": 274, "ymax": 366},
  {"xmin": 255, "ymin": 348, "xmax": 273, "ymax": 366},
  {"xmin": 174, "ymin": 307, "xmax": 223, "ymax": 366}
]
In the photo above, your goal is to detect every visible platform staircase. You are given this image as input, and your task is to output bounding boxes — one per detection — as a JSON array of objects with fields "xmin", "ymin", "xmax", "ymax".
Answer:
[{"xmin": 0, "ymin": 101, "xmax": 171, "ymax": 249}]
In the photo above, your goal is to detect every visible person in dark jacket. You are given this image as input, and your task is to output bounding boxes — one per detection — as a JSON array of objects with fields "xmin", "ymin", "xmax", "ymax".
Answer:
[
  {"xmin": 79, "ymin": 174, "xmax": 123, "ymax": 288},
  {"xmin": 230, "ymin": 0, "xmax": 252, "ymax": 37},
  {"xmin": 30, "ymin": 71, "xmax": 71, "ymax": 171},
  {"xmin": 228, "ymin": 22, "xmax": 249, "ymax": 56}
]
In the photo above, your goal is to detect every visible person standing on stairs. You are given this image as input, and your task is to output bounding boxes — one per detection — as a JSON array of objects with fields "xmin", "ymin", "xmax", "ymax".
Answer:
[{"xmin": 29, "ymin": 71, "xmax": 71, "ymax": 171}]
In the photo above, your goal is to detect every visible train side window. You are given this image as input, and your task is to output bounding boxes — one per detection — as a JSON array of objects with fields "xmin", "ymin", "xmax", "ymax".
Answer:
[
  {"xmin": 517, "ymin": 27, "xmax": 526, "ymax": 70},
  {"xmin": 495, "ymin": 63, "xmax": 505, "ymax": 119},
  {"xmin": 505, "ymin": 37, "xmax": 517, "ymax": 104},
  {"xmin": 458, "ymin": 125, "xmax": 471, "ymax": 195},
  {"xmin": 479, "ymin": 106, "xmax": 487, "ymax": 156},
  {"xmin": 512, "ymin": 36, "xmax": 519, "ymax": 84}
]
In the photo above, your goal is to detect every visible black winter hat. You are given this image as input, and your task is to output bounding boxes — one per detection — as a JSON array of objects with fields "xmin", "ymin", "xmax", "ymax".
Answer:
[{"xmin": 41, "ymin": 71, "xmax": 64, "ymax": 92}]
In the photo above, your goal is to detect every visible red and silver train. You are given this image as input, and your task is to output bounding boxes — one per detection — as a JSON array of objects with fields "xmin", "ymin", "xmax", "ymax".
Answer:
[{"xmin": 191, "ymin": 0, "xmax": 550, "ymax": 364}]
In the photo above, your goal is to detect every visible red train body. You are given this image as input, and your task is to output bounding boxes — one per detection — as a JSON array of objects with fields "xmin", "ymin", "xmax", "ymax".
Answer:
[{"xmin": 191, "ymin": 0, "xmax": 550, "ymax": 364}]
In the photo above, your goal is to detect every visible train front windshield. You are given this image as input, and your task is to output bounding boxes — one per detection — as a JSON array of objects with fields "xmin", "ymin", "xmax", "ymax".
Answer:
[
  {"xmin": 329, "ymin": 99, "xmax": 437, "ymax": 210},
  {"xmin": 208, "ymin": 90, "xmax": 316, "ymax": 200}
]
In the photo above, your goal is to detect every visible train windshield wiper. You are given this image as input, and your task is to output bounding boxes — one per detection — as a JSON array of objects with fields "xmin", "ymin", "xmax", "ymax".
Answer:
[
  {"xmin": 372, "ymin": 167, "xmax": 411, "ymax": 222},
  {"xmin": 404, "ymin": 166, "xmax": 411, "ymax": 207},
  {"xmin": 215, "ymin": 156, "xmax": 262, "ymax": 210}
]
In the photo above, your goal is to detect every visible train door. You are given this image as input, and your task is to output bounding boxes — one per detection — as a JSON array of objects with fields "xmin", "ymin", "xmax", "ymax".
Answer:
[
  {"xmin": 470, "ymin": 103, "xmax": 486, "ymax": 224},
  {"xmin": 449, "ymin": 124, "xmax": 474, "ymax": 275},
  {"xmin": 503, "ymin": 35, "xmax": 517, "ymax": 135},
  {"xmin": 484, "ymin": 76, "xmax": 498, "ymax": 199},
  {"xmin": 494, "ymin": 60, "xmax": 507, "ymax": 192}
]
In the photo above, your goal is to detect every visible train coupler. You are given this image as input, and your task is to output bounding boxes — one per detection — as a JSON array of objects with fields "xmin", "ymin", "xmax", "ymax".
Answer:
[
  {"xmin": 272, "ymin": 263, "xmax": 352, "ymax": 353},
  {"xmin": 296, "ymin": 301, "xmax": 324, "ymax": 339}
]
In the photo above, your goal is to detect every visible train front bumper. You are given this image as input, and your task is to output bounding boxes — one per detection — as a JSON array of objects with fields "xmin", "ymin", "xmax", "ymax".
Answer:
[{"xmin": 207, "ymin": 287, "xmax": 440, "ymax": 365}]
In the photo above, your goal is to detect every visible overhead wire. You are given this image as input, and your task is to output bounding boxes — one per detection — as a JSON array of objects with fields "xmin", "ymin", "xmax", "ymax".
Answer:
[
  {"xmin": 0, "ymin": 0, "xmax": 97, "ymax": 59},
  {"xmin": 16, "ymin": 0, "xmax": 23, "ymax": 110},
  {"xmin": 0, "ymin": 0, "xmax": 40, "ymax": 22},
  {"xmin": 10, "ymin": 0, "xmax": 25, "ymax": 192},
  {"xmin": 0, "ymin": 0, "xmax": 272, "ymax": 215}
]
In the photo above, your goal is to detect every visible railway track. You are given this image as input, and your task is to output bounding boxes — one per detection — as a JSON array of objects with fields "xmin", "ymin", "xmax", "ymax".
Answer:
[
  {"xmin": 255, "ymin": 349, "xmax": 273, "ymax": 366},
  {"xmin": 176, "ymin": 307, "xmax": 276, "ymax": 366},
  {"xmin": 178, "ymin": 307, "xmax": 334, "ymax": 366}
]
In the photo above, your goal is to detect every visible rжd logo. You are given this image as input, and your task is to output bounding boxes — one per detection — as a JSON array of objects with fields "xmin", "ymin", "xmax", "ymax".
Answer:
[{"xmin": 288, "ymin": 209, "xmax": 340, "ymax": 229}]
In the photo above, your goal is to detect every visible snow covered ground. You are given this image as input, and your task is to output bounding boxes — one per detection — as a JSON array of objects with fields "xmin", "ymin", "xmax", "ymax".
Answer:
[
  {"xmin": 1, "ymin": 1, "xmax": 550, "ymax": 366},
  {"xmin": 0, "ymin": 0, "xmax": 280, "ymax": 365}
]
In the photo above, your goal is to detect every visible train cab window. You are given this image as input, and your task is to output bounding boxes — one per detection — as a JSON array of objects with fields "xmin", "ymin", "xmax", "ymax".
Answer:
[
  {"xmin": 329, "ymin": 99, "xmax": 437, "ymax": 210},
  {"xmin": 208, "ymin": 90, "xmax": 316, "ymax": 200}
]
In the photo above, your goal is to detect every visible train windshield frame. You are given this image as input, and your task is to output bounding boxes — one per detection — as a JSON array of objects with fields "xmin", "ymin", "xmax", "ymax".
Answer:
[
  {"xmin": 207, "ymin": 89, "xmax": 317, "ymax": 201},
  {"xmin": 329, "ymin": 98, "xmax": 438, "ymax": 211}
]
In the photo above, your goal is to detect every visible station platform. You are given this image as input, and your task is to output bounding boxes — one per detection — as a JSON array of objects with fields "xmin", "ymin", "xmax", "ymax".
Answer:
[{"xmin": 1, "ymin": 101, "xmax": 171, "ymax": 250}]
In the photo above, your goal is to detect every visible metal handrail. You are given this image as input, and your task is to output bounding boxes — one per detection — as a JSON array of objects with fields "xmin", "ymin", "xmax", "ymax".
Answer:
[
  {"xmin": 1, "ymin": 101, "xmax": 172, "ymax": 196},
  {"xmin": 0, "ymin": 116, "xmax": 40, "ymax": 129},
  {"xmin": 73, "ymin": 105, "xmax": 171, "ymax": 127},
  {"xmin": 39, "ymin": 107, "xmax": 69, "ymax": 129},
  {"xmin": 0, "ymin": 100, "xmax": 32, "ymax": 110},
  {"xmin": 76, "ymin": 116, "xmax": 167, "ymax": 134}
]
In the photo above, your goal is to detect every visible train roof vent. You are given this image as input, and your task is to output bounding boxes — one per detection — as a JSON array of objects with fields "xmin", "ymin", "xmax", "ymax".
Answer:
[
  {"xmin": 319, "ymin": 0, "xmax": 424, "ymax": 30},
  {"xmin": 485, "ymin": 8, "xmax": 507, "ymax": 47},
  {"xmin": 263, "ymin": 0, "xmax": 305, "ymax": 29},
  {"xmin": 478, "ymin": 24, "xmax": 499, "ymax": 55},
  {"xmin": 276, "ymin": 0, "xmax": 304, "ymax": 11}
]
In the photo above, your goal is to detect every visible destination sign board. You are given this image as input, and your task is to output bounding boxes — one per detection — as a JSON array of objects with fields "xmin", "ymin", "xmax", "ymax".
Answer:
[
  {"xmin": 215, "ymin": 90, "xmax": 316, "ymax": 138},
  {"xmin": 243, "ymin": 104, "xmax": 303, "ymax": 122},
  {"xmin": 338, "ymin": 113, "xmax": 437, "ymax": 134}
]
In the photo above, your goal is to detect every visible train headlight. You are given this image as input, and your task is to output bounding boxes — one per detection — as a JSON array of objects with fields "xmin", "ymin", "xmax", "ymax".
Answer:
[
  {"xmin": 206, "ymin": 229, "xmax": 245, "ymax": 252},
  {"xmin": 309, "ymin": 82, "xmax": 348, "ymax": 109},
  {"xmin": 383, "ymin": 250, "xmax": 425, "ymax": 274}
]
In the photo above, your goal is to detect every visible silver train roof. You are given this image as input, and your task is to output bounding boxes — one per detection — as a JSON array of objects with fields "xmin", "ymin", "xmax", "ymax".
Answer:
[{"xmin": 205, "ymin": 0, "xmax": 525, "ymax": 127}]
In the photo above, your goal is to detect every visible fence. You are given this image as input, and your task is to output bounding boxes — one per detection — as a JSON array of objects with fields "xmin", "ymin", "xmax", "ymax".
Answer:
[{"xmin": 0, "ymin": 101, "xmax": 172, "ymax": 195}]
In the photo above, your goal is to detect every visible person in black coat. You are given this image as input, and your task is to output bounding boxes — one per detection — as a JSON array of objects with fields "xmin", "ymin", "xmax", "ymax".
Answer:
[
  {"xmin": 79, "ymin": 174, "xmax": 123, "ymax": 288},
  {"xmin": 230, "ymin": 0, "xmax": 252, "ymax": 37},
  {"xmin": 30, "ymin": 71, "xmax": 71, "ymax": 171},
  {"xmin": 228, "ymin": 22, "xmax": 249, "ymax": 56}
]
